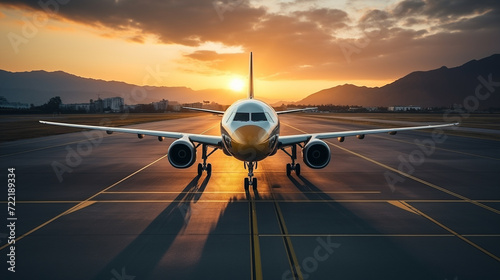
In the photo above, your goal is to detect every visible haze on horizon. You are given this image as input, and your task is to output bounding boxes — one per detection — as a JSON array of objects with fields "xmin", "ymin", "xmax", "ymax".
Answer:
[{"xmin": 1, "ymin": 0, "xmax": 499, "ymax": 102}]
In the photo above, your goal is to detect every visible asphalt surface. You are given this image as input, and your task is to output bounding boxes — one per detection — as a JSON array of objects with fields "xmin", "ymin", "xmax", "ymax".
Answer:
[{"xmin": 1, "ymin": 114, "xmax": 499, "ymax": 280}]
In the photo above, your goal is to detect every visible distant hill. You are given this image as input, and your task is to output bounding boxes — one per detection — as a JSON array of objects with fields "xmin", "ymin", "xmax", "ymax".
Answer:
[
  {"xmin": 297, "ymin": 54, "xmax": 500, "ymax": 108},
  {"xmin": 2, "ymin": 54, "xmax": 499, "ymax": 108},
  {"xmin": 0, "ymin": 70, "xmax": 240, "ymax": 105}
]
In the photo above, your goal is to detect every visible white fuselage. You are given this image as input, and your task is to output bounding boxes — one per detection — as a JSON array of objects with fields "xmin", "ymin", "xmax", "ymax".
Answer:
[{"xmin": 220, "ymin": 99, "xmax": 280, "ymax": 162}]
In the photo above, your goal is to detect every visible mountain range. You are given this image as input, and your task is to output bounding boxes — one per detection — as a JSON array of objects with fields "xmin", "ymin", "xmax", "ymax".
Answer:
[
  {"xmin": 296, "ymin": 54, "xmax": 500, "ymax": 108},
  {"xmin": 0, "ymin": 70, "xmax": 240, "ymax": 106},
  {"xmin": 1, "ymin": 54, "xmax": 499, "ymax": 108}
]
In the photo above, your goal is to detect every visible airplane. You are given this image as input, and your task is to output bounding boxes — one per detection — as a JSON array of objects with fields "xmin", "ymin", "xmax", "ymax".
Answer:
[{"xmin": 40, "ymin": 53, "xmax": 458, "ymax": 189}]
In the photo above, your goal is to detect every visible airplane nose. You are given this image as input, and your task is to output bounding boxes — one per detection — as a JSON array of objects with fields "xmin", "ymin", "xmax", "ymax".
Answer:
[
  {"xmin": 230, "ymin": 125, "xmax": 270, "ymax": 162},
  {"xmin": 233, "ymin": 125, "xmax": 267, "ymax": 145}
]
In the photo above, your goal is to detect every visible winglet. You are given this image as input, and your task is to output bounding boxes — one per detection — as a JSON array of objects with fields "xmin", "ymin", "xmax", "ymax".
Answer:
[{"xmin": 249, "ymin": 52, "xmax": 254, "ymax": 99}]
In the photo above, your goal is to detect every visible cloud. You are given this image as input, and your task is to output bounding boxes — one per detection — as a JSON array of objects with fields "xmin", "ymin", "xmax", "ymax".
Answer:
[
  {"xmin": 389, "ymin": 0, "xmax": 500, "ymax": 29},
  {"xmin": 392, "ymin": 0, "xmax": 425, "ymax": 18},
  {"xmin": 419, "ymin": 0, "xmax": 499, "ymax": 19},
  {"xmin": 438, "ymin": 8, "xmax": 500, "ymax": 32},
  {"xmin": 2, "ymin": 0, "xmax": 499, "ymax": 82},
  {"xmin": 294, "ymin": 8, "xmax": 350, "ymax": 31},
  {"xmin": 1, "ymin": 0, "xmax": 266, "ymax": 46},
  {"xmin": 278, "ymin": 0, "xmax": 321, "ymax": 12}
]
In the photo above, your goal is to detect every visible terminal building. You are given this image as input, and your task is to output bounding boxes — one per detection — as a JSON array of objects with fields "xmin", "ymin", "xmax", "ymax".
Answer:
[
  {"xmin": 388, "ymin": 105, "xmax": 422, "ymax": 111},
  {"xmin": 61, "ymin": 97, "xmax": 124, "ymax": 113}
]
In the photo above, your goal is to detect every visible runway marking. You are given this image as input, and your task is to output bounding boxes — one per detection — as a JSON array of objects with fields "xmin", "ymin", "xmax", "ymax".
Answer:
[
  {"xmin": 0, "ymin": 121, "xmax": 223, "ymax": 252},
  {"xmin": 6, "ymin": 199, "xmax": 500, "ymax": 204},
  {"xmin": 281, "ymin": 122, "xmax": 500, "ymax": 216},
  {"xmin": 463, "ymin": 234, "xmax": 500, "ymax": 237},
  {"xmin": 260, "ymin": 233, "xmax": 500, "ymax": 237},
  {"xmin": 402, "ymin": 202, "xmax": 500, "ymax": 262},
  {"xmin": 247, "ymin": 189, "xmax": 263, "ymax": 280},
  {"xmin": 2, "ymin": 201, "xmax": 85, "ymax": 203},
  {"xmin": 267, "ymin": 178, "xmax": 304, "ymax": 280},
  {"xmin": 1, "ymin": 117, "xmax": 219, "ymax": 158},
  {"xmin": 0, "ymin": 134, "xmax": 64, "ymax": 147},
  {"xmin": 64, "ymin": 201, "xmax": 97, "ymax": 215},
  {"xmin": 273, "ymin": 200, "xmax": 304, "ymax": 280},
  {"xmin": 387, "ymin": 200, "xmax": 420, "ymax": 215},
  {"xmin": 372, "ymin": 135, "xmax": 500, "ymax": 161},
  {"xmin": 0, "ymin": 136, "xmax": 103, "ymax": 158},
  {"xmin": 0, "ymin": 154, "xmax": 167, "ymax": 252},
  {"xmin": 101, "ymin": 190, "xmax": 380, "ymax": 194},
  {"xmin": 298, "ymin": 115, "xmax": 500, "ymax": 142},
  {"xmin": 404, "ymin": 200, "xmax": 500, "ymax": 203},
  {"xmin": 260, "ymin": 234, "xmax": 455, "ymax": 237}
]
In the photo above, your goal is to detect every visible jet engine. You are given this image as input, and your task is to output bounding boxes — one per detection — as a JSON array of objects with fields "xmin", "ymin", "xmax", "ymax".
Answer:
[
  {"xmin": 168, "ymin": 139, "xmax": 196, "ymax": 168},
  {"xmin": 302, "ymin": 139, "xmax": 331, "ymax": 169}
]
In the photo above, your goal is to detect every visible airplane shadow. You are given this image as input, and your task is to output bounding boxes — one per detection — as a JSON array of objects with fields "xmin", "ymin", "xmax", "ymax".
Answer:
[
  {"xmin": 287, "ymin": 174, "xmax": 334, "ymax": 201},
  {"xmin": 284, "ymin": 173, "xmax": 436, "ymax": 277},
  {"xmin": 184, "ymin": 185, "xmax": 258, "ymax": 278},
  {"xmin": 91, "ymin": 173, "xmax": 211, "ymax": 280},
  {"xmin": 252, "ymin": 186, "xmax": 261, "ymax": 200},
  {"xmin": 287, "ymin": 173, "xmax": 392, "ymax": 233}
]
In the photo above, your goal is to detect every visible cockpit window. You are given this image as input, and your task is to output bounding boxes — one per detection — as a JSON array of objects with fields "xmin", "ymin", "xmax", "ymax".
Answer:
[
  {"xmin": 233, "ymin": 112, "xmax": 250, "ymax": 121},
  {"xmin": 265, "ymin": 112, "xmax": 274, "ymax": 123},
  {"xmin": 251, "ymin": 112, "xmax": 267, "ymax": 121}
]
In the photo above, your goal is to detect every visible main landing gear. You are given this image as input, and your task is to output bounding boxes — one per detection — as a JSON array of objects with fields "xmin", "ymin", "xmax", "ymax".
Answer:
[
  {"xmin": 244, "ymin": 161, "xmax": 258, "ymax": 190},
  {"xmin": 281, "ymin": 144, "xmax": 301, "ymax": 176},
  {"xmin": 197, "ymin": 144, "xmax": 217, "ymax": 176}
]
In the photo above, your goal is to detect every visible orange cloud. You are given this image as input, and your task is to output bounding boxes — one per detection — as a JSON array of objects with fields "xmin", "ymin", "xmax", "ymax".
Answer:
[{"xmin": 1, "ymin": 0, "xmax": 499, "ymax": 83}]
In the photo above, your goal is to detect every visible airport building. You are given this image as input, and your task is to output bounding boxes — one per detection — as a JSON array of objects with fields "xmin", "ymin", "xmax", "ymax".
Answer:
[
  {"xmin": 61, "ymin": 97, "xmax": 124, "ymax": 113},
  {"xmin": 388, "ymin": 105, "xmax": 422, "ymax": 111},
  {"xmin": 0, "ymin": 100, "xmax": 30, "ymax": 109},
  {"xmin": 60, "ymin": 103, "xmax": 91, "ymax": 112},
  {"xmin": 102, "ymin": 97, "xmax": 124, "ymax": 112},
  {"xmin": 183, "ymin": 102, "xmax": 203, "ymax": 109},
  {"xmin": 152, "ymin": 99, "xmax": 169, "ymax": 112}
]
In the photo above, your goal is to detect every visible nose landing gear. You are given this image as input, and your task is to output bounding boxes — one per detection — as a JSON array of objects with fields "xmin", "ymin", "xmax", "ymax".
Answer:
[{"xmin": 244, "ymin": 161, "xmax": 258, "ymax": 190}]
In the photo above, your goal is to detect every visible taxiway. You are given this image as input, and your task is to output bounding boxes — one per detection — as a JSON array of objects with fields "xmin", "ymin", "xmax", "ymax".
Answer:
[{"xmin": 1, "ymin": 114, "xmax": 499, "ymax": 280}]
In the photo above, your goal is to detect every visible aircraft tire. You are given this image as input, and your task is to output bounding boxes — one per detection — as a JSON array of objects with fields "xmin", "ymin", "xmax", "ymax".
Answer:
[
  {"xmin": 197, "ymin": 163, "xmax": 203, "ymax": 176},
  {"xmin": 253, "ymin": 178, "xmax": 258, "ymax": 190},
  {"xmin": 295, "ymin": 164, "xmax": 301, "ymax": 176},
  {"xmin": 244, "ymin": 178, "xmax": 250, "ymax": 190},
  {"xmin": 286, "ymin": 163, "xmax": 291, "ymax": 176},
  {"xmin": 207, "ymin": 163, "xmax": 212, "ymax": 175}
]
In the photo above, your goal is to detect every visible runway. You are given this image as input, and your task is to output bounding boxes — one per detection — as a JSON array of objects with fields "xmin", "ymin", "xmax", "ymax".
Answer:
[{"xmin": 1, "ymin": 114, "xmax": 499, "ymax": 280}]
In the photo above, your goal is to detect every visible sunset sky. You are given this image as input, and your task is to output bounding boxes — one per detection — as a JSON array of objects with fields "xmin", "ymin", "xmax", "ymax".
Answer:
[{"xmin": 1, "ymin": 0, "xmax": 499, "ymax": 102}]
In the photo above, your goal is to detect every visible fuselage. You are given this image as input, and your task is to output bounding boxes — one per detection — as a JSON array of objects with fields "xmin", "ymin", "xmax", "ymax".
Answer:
[{"xmin": 220, "ymin": 99, "xmax": 280, "ymax": 162}]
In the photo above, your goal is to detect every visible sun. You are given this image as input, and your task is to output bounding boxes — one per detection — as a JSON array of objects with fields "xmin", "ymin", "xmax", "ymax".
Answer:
[{"xmin": 228, "ymin": 77, "xmax": 245, "ymax": 92}]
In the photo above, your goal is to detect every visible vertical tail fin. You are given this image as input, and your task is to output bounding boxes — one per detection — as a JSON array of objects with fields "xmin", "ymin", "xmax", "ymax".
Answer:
[{"xmin": 249, "ymin": 52, "xmax": 254, "ymax": 99}]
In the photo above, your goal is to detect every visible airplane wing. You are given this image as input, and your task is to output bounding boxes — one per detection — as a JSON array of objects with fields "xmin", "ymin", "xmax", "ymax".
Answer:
[
  {"xmin": 278, "ymin": 122, "xmax": 459, "ymax": 147},
  {"xmin": 184, "ymin": 106, "xmax": 317, "ymax": 115},
  {"xmin": 276, "ymin": 107, "xmax": 317, "ymax": 114},
  {"xmin": 39, "ymin": 120, "xmax": 222, "ymax": 147},
  {"xmin": 182, "ymin": 107, "xmax": 225, "ymax": 114}
]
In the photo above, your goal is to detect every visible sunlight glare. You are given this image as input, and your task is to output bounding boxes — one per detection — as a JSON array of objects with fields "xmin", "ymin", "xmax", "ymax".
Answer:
[{"xmin": 228, "ymin": 77, "xmax": 245, "ymax": 92}]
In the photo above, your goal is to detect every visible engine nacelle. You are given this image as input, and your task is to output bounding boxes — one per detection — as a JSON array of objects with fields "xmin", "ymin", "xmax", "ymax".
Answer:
[
  {"xmin": 168, "ymin": 139, "xmax": 196, "ymax": 168},
  {"xmin": 302, "ymin": 139, "xmax": 331, "ymax": 169}
]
